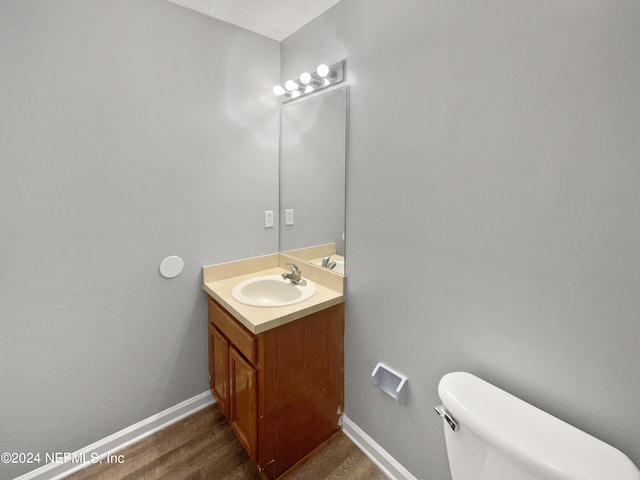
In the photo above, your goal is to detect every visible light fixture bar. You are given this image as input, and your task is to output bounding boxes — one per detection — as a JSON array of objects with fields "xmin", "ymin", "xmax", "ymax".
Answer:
[{"xmin": 272, "ymin": 59, "xmax": 345, "ymax": 103}]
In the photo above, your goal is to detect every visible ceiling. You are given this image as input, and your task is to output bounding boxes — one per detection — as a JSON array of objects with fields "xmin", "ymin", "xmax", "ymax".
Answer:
[{"xmin": 166, "ymin": 0, "xmax": 343, "ymax": 41}]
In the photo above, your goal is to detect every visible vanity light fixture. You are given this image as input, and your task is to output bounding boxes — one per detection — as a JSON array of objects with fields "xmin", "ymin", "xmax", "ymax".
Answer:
[
  {"xmin": 316, "ymin": 64, "xmax": 330, "ymax": 77},
  {"xmin": 273, "ymin": 60, "xmax": 345, "ymax": 102},
  {"xmin": 285, "ymin": 79, "xmax": 301, "ymax": 92},
  {"xmin": 272, "ymin": 85, "xmax": 287, "ymax": 96},
  {"xmin": 299, "ymin": 72, "xmax": 313, "ymax": 84}
]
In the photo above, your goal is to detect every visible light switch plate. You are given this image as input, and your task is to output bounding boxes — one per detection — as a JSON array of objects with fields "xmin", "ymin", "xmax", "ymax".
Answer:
[
  {"xmin": 264, "ymin": 210, "xmax": 274, "ymax": 228},
  {"xmin": 285, "ymin": 209, "xmax": 294, "ymax": 226}
]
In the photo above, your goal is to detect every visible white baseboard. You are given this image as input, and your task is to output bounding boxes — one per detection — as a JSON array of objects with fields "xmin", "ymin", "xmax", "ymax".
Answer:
[
  {"xmin": 342, "ymin": 415, "xmax": 419, "ymax": 480},
  {"xmin": 15, "ymin": 391, "xmax": 216, "ymax": 480}
]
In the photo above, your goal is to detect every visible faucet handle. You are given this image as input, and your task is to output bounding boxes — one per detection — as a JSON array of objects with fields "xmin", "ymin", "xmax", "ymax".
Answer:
[
  {"xmin": 282, "ymin": 263, "xmax": 306, "ymax": 285},
  {"xmin": 285, "ymin": 263, "xmax": 301, "ymax": 275}
]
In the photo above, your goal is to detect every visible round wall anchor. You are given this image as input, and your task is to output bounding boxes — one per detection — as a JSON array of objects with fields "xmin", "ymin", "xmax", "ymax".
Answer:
[{"xmin": 160, "ymin": 256, "xmax": 184, "ymax": 279}]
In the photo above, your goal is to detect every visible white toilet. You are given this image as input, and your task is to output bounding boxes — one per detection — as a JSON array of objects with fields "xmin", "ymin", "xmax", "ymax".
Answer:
[{"xmin": 436, "ymin": 372, "xmax": 640, "ymax": 480}]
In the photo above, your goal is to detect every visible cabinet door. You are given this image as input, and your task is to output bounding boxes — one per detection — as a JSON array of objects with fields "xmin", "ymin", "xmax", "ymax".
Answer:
[
  {"xmin": 229, "ymin": 346, "xmax": 258, "ymax": 461},
  {"xmin": 208, "ymin": 324, "xmax": 229, "ymax": 418}
]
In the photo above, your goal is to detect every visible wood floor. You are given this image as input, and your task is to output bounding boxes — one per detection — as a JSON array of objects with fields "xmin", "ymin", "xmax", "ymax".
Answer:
[{"xmin": 66, "ymin": 404, "xmax": 387, "ymax": 480}]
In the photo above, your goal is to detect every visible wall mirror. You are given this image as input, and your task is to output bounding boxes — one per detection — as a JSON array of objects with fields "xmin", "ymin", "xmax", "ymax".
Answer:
[{"xmin": 279, "ymin": 86, "xmax": 348, "ymax": 275}]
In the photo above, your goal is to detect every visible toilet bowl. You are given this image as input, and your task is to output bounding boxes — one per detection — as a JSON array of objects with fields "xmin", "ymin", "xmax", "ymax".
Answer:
[{"xmin": 436, "ymin": 372, "xmax": 640, "ymax": 480}]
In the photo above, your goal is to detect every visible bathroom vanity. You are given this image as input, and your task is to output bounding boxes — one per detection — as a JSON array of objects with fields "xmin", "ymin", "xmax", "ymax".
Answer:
[{"xmin": 203, "ymin": 253, "xmax": 344, "ymax": 479}]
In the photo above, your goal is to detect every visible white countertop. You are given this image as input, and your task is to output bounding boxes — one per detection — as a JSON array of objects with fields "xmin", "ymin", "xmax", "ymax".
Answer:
[{"xmin": 203, "ymin": 255, "xmax": 344, "ymax": 334}]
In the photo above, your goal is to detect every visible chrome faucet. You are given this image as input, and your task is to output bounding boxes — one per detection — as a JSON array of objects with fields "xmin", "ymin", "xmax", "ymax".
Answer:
[
  {"xmin": 321, "ymin": 255, "xmax": 337, "ymax": 270},
  {"xmin": 282, "ymin": 263, "xmax": 307, "ymax": 286}
]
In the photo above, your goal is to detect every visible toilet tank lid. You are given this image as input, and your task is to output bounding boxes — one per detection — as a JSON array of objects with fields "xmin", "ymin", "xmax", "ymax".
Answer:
[{"xmin": 438, "ymin": 372, "xmax": 640, "ymax": 480}]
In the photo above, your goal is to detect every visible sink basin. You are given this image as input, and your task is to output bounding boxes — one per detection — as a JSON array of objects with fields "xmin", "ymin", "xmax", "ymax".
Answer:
[{"xmin": 231, "ymin": 275, "xmax": 316, "ymax": 307}]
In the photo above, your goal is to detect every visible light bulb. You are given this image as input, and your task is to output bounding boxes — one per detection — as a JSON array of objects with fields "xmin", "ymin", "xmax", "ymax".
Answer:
[
  {"xmin": 304, "ymin": 85, "xmax": 314, "ymax": 94},
  {"xmin": 299, "ymin": 72, "xmax": 312, "ymax": 84},
  {"xmin": 316, "ymin": 64, "xmax": 330, "ymax": 77},
  {"xmin": 285, "ymin": 80, "xmax": 299, "ymax": 91},
  {"xmin": 291, "ymin": 90, "xmax": 301, "ymax": 98},
  {"xmin": 323, "ymin": 78, "xmax": 330, "ymax": 86},
  {"xmin": 272, "ymin": 85, "xmax": 285, "ymax": 96}
]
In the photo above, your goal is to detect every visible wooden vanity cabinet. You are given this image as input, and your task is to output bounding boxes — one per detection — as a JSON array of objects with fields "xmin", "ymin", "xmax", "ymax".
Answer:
[
  {"xmin": 228, "ymin": 345, "xmax": 258, "ymax": 459},
  {"xmin": 208, "ymin": 323, "xmax": 230, "ymax": 418},
  {"xmin": 207, "ymin": 296, "xmax": 344, "ymax": 479}
]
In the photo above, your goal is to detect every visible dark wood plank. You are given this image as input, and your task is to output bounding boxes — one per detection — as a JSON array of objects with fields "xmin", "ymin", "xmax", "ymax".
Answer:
[
  {"xmin": 66, "ymin": 405, "xmax": 261, "ymax": 480},
  {"xmin": 65, "ymin": 404, "xmax": 386, "ymax": 480},
  {"xmin": 280, "ymin": 432, "xmax": 388, "ymax": 480}
]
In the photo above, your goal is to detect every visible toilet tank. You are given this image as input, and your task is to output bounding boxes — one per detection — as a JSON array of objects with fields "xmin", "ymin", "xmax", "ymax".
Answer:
[{"xmin": 437, "ymin": 372, "xmax": 640, "ymax": 480}]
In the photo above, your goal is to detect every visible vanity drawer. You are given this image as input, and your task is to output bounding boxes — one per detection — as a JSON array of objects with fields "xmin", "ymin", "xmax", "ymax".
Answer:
[{"xmin": 208, "ymin": 298, "xmax": 257, "ymax": 365}]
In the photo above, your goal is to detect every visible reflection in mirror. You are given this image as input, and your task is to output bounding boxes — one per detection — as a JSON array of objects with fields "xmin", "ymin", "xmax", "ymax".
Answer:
[{"xmin": 279, "ymin": 86, "xmax": 348, "ymax": 275}]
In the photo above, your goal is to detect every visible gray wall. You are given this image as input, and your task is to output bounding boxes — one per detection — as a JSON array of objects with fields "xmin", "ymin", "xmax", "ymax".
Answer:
[
  {"xmin": 282, "ymin": 1, "xmax": 640, "ymax": 478},
  {"xmin": 0, "ymin": 1, "xmax": 278, "ymax": 477}
]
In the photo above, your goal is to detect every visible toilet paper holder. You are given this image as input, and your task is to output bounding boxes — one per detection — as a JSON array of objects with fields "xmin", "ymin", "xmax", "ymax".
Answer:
[{"xmin": 371, "ymin": 362, "xmax": 408, "ymax": 405}]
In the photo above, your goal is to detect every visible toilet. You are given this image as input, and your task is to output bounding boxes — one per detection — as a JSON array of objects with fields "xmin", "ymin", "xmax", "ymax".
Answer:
[{"xmin": 436, "ymin": 372, "xmax": 640, "ymax": 480}]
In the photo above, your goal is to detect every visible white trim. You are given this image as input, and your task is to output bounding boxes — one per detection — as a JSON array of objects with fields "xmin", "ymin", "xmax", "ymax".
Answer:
[
  {"xmin": 342, "ymin": 415, "xmax": 419, "ymax": 480},
  {"xmin": 16, "ymin": 391, "xmax": 215, "ymax": 480}
]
